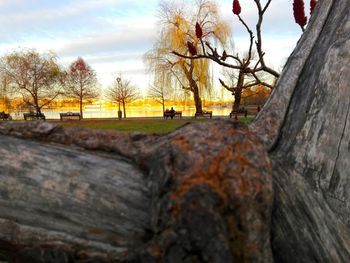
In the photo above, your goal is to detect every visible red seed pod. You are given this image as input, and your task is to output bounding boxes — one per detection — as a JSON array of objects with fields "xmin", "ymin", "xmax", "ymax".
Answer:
[
  {"xmin": 293, "ymin": 0, "xmax": 307, "ymax": 30},
  {"xmin": 232, "ymin": 0, "xmax": 241, "ymax": 15},
  {"xmin": 222, "ymin": 50, "xmax": 227, "ymax": 61},
  {"xmin": 187, "ymin": 41, "xmax": 197, "ymax": 56},
  {"xmin": 310, "ymin": 0, "xmax": 317, "ymax": 14},
  {"xmin": 195, "ymin": 22, "xmax": 203, "ymax": 39}
]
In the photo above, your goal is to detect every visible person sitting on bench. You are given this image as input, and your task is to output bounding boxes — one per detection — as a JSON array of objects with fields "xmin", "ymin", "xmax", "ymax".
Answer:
[{"xmin": 169, "ymin": 107, "xmax": 175, "ymax": 119}]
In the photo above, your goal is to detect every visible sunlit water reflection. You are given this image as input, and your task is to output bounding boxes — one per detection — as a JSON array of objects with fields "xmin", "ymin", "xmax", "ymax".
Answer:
[{"xmin": 11, "ymin": 106, "xmax": 233, "ymax": 120}]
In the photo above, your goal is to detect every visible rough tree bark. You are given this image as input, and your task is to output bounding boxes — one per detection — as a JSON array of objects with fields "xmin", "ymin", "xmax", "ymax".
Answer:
[
  {"xmin": 181, "ymin": 61, "xmax": 203, "ymax": 114},
  {"xmin": 251, "ymin": 0, "xmax": 350, "ymax": 261},
  {"xmin": 0, "ymin": 121, "xmax": 272, "ymax": 262},
  {"xmin": 0, "ymin": 0, "xmax": 349, "ymax": 262}
]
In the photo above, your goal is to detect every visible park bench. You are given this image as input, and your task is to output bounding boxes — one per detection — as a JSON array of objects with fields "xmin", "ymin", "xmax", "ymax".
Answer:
[
  {"xmin": 23, "ymin": 112, "xmax": 46, "ymax": 121},
  {"xmin": 194, "ymin": 111, "xmax": 212, "ymax": 118},
  {"xmin": 230, "ymin": 105, "xmax": 261, "ymax": 119},
  {"xmin": 0, "ymin": 111, "xmax": 12, "ymax": 120},
  {"xmin": 60, "ymin": 112, "xmax": 81, "ymax": 121},
  {"xmin": 164, "ymin": 111, "xmax": 182, "ymax": 119},
  {"xmin": 229, "ymin": 108, "xmax": 248, "ymax": 119}
]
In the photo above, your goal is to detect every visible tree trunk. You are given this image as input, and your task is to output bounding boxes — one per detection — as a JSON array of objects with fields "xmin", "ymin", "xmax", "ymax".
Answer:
[
  {"xmin": 232, "ymin": 70, "xmax": 244, "ymax": 111},
  {"xmin": 0, "ymin": 0, "xmax": 349, "ymax": 262},
  {"xmin": 122, "ymin": 101, "xmax": 126, "ymax": 118},
  {"xmin": 182, "ymin": 61, "xmax": 203, "ymax": 113},
  {"xmin": 192, "ymin": 83, "xmax": 203, "ymax": 113},
  {"xmin": 251, "ymin": 0, "xmax": 350, "ymax": 261},
  {"xmin": 36, "ymin": 107, "xmax": 41, "ymax": 115},
  {"xmin": 118, "ymin": 101, "xmax": 122, "ymax": 120},
  {"xmin": 79, "ymin": 98, "xmax": 83, "ymax": 119},
  {"xmin": 34, "ymin": 96, "xmax": 41, "ymax": 115}
]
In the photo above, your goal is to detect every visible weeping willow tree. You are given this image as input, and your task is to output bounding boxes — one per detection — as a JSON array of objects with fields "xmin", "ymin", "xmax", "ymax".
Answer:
[{"xmin": 144, "ymin": 0, "xmax": 230, "ymax": 113}]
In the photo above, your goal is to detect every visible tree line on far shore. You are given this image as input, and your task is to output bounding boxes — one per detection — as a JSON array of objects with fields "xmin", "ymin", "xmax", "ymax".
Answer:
[
  {"xmin": 1, "ymin": 0, "xmax": 286, "ymax": 120},
  {"xmin": 0, "ymin": 48, "xmax": 270, "ymax": 119},
  {"xmin": 0, "ymin": 50, "xmax": 140, "ymax": 119}
]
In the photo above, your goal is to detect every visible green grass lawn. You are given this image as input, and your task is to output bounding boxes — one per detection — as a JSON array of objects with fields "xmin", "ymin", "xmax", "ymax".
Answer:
[
  {"xmin": 52, "ymin": 117, "xmax": 253, "ymax": 134},
  {"xmin": 239, "ymin": 117, "xmax": 254, "ymax": 124}
]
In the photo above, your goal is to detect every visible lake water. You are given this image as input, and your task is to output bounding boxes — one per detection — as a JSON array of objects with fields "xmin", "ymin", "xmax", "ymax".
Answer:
[{"xmin": 10, "ymin": 106, "xmax": 233, "ymax": 120}]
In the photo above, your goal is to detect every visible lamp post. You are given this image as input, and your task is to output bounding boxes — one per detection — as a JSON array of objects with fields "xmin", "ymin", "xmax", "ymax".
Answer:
[{"xmin": 116, "ymin": 77, "xmax": 122, "ymax": 119}]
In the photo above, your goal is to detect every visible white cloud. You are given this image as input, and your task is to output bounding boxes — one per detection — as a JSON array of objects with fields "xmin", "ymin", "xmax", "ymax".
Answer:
[
  {"xmin": 0, "ymin": 0, "xmax": 23, "ymax": 7},
  {"xmin": 83, "ymin": 52, "xmax": 144, "ymax": 64},
  {"xmin": 0, "ymin": 0, "xmax": 304, "ymax": 92},
  {"xmin": 94, "ymin": 59, "xmax": 149, "ymax": 95},
  {"xmin": 56, "ymin": 28, "xmax": 155, "ymax": 57}
]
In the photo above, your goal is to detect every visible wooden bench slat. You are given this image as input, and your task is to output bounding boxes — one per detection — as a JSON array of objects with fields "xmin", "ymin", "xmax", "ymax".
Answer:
[
  {"xmin": 229, "ymin": 109, "xmax": 248, "ymax": 118},
  {"xmin": 229, "ymin": 105, "xmax": 260, "ymax": 118},
  {"xmin": 60, "ymin": 112, "xmax": 81, "ymax": 121},
  {"xmin": 23, "ymin": 112, "xmax": 46, "ymax": 121},
  {"xmin": 194, "ymin": 111, "xmax": 212, "ymax": 118}
]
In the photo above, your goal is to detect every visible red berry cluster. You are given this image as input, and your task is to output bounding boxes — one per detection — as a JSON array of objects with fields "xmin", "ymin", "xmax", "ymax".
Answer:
[
  {"xmin": 232, "ymin": 0, "xmax": 241, "ymax": 15},
  {"xmin": 293, "ymin": 0, "xmax": 318, "ymax": 31},
  {"xmin": 293, "ymin": 0, "xmax": 307, "ymax": 30}
]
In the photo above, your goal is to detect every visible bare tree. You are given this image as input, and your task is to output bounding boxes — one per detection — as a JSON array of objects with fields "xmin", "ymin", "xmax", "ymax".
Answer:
[
  {"xmin": 147, "ymin": 70, "xmax": 174, "ymax": 113},
  {"xmin": 106, "ymin": 76, "xmax": 139, "ymax": 119},
  {"xmin": 173, "ymin": 0, "xmax": 279, "ymax": 111},
  {"xmin": 0, "ymin": 49, "xmax": 64, "ymax": 115},
  {"xmin": 148, "ymin": 84, "xmax": 167, "ymax": 113},
  {"xmin": 219, "ymin": 59, "xmax": 274, "ymax": 107},
  {"xmin": 65, "ymin": 57, "xmax": 99, "ymax": 119}
]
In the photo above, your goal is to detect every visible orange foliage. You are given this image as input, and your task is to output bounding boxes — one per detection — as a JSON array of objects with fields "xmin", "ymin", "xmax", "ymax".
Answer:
[{"xmin": 241, "ymin": 85, "xmax": 271, "ymax": 105}]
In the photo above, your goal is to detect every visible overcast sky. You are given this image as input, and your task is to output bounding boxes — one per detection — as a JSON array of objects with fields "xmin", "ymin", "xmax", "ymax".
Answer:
[{"xmin": 0, "ymin": 0, "xmax": 310, "ymax": 93}]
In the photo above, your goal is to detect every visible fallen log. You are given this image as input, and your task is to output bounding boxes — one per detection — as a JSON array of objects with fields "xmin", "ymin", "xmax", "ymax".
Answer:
[
  {"xmin": 0, "ymin": 121, "xmax": 273, "ymax": 262},
  {"xmin": 0, "ymin": 124, "xmax": 150, "ymax": 262}
]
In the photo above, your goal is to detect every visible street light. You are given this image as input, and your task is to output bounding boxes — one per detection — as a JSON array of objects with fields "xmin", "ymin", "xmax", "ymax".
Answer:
[{"xmin": 116, "ymin": 77, "xmax": 122, "ymax": 119}]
